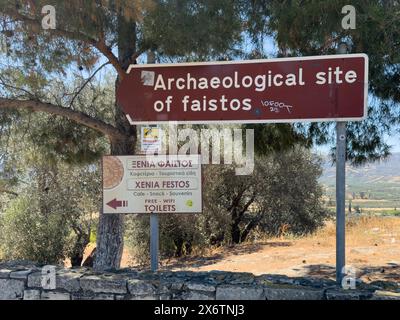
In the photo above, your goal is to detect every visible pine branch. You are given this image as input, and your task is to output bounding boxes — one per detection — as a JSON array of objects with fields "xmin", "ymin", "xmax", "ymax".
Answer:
[
  {"xmin": 5, "ymin": 10, "xmax": 127, "ymax": 79},
  {"xmin": 94, "ymin": 37, "xmax": 125, "ymax": 78},
  {"xmin": 0, "ymin": 188, "xmax": 18, "ymax": 196},
  {"xmin": 128, "ymin": 48, "xmax": 146, "ymax": 65},
  {"xmin": 69, "ymin": 61, "xmax": 111, "ymax": 108},
  {"xmin": 0, "ymin": 97, "xmax": 126, "ymax": 140},
  {"xmin": 0, "ymin": 75, "xmax": 36, "ymax": 98}
]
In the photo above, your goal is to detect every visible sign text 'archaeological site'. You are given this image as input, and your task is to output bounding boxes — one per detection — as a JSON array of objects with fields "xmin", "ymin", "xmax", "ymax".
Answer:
[{"xmin": 117, "ymin": 54, "xmax": 368, "ymax": 124}]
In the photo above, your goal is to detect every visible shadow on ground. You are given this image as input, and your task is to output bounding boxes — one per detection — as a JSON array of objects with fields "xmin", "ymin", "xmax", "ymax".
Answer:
[
  {"xmin": 163, "ymin": 241, "xmax": 293, "ymax": 270},
  {"xmin": 299, "ymin": 263, "xmax": 400, "ymax": 288}
]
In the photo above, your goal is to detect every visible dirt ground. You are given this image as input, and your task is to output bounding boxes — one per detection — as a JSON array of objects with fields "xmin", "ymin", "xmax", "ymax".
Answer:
[{"xmin": 121, "ymin": 216, "xmax": 400, "ymax": 285}]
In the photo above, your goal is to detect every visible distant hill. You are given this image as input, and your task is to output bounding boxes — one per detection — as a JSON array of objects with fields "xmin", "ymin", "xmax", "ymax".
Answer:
[
  {"xmin": 319, "ymin": 153, "xmax": 400, "ymax": 207},
  {"xmin": 320, "ymin": 153, "xmax": 400, "ymax": 185}
]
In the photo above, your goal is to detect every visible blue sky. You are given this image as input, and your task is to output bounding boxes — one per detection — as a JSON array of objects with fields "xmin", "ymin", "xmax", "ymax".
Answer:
[
  {"xmin": 261, "ymin": 37, "xmax": 400, "ymax": 154},
  {"xmin": 384, "ymin": 133, "xmax": 400, "ymax": 153},
  {"xmin": 314, "ymin": 132, "xmax": 400, "ymax": 155}
]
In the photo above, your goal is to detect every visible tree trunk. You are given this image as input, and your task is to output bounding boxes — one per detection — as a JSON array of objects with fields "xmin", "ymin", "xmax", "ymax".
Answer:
[
  {"xmin": 93, "ymin": 16, "xmax": 137, "ymax": 271},
  {"xmin": 231, "ymin": 224, "xmax": 241, "ymax": 244},
  {"xmin": 239, "ymin": 217, "xmax": 261, "ymax": 243},
  {"xmin": 231, "ymin": 209, "xmax": 242, "ymax": 244},
  {"xmin": 94, "ymin": 212, "xmax": 125, "ymax": 270},
  {"xmin": 174, "ymin": 238, "xmax": 184, "ymax": 257},
  {"xmin": 69, "ymin": 227, "xmax": 91, "ymax": 267},
  {"xmin": 69, "ymin": 235, "xmax": 84, "ymax": 267},
  {"xmin": 94, "ymin": 135, "xmax": 136, "ymax": 271},
  {"xmin": 70, "ymin": 253, "xmax": 84, "ymax": 267}
]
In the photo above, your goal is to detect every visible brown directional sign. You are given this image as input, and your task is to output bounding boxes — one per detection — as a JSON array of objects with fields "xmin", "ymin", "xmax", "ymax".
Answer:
[{"xmin": 117, "ymin": 54, "xmax": 368, "ymax": 124}]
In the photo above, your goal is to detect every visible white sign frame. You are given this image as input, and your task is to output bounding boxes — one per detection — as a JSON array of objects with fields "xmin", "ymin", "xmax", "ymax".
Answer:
[{"xmin": 102, "ymin": 154, "xmax": 202, "ymax": 214}]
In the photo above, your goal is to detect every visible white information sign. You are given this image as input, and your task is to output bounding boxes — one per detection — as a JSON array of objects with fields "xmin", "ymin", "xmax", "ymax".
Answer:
[
  {"xmin": 102, "ymin": 155, "xmax": 202, "ymax": 214},
  {"xmin": 140, "ymin": 126, "xmax": 162, "ymax": 154}
]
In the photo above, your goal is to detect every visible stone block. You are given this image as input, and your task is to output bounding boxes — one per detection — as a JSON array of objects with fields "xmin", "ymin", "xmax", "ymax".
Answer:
[
  {"xmin": 72, "ymin": 293, "xmax": 115, "ymax": 300},
  {"xmin": 0, "ymin": 269, "xmax": 12, "ymax": 279},
  {"xmin": 128, "ymin": 279, "xmax": 156, "ymax": 296},
  {"xmin": 56, "ymin": 270, "xmax": 81, "ymax": 293},
  {"xmin": 41, "ymin": 291, "xmax": 71, "ymax": 300},
  {"xmin": 264, "ymin": 287, "xmax": 324, "ymax": 300},
  {"xmin": 371, "ymin": 290, "xmax": 400, "ymax": 300},
  {"xmin": 10, "ymin": 269, "xmax": 34, "ymax": 281},
  {"xmin": 27, "ymin": 272, "xmax": 43, "ymax": 288},
  {"xmin": 186, "ymin": 282, "xmax": 216, "ymax": 292},
  {"xmin": 23, "ymin": 289, "xmax": 41, "ymax": 300},
  {"xmin": 325, "ymin": 289, "xmax": 372, "ymax": 300},
  {"xmin": 216, "ymin": 285, "xmax": 264, "ymax": 300},
  {"xmin": 0, "ymin": 279, "xmax": 25, "ymax": 300},
  {"xmin": 80, "ymin": 275, "xmax": 127, "ymax": 294},
  {"xmin": 184, "ymin": 291, "xmax": 215, "ymax": 300}
]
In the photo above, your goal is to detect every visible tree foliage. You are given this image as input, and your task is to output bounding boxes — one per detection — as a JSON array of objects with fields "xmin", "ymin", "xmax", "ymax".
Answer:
[
  {"xmin": 0, "ymin": 157, "xmax": 101, "ymax": 265},
  {"xmin": 0, "ymin": 1, "xmax": 399, "ymax": 269},
  {"xmin": 261, "ymin": 0, "xmax": 400, "ymax": 164},
  {"xmin": 126, "ymin": 147, "xmax": 329, "ymax": 264},
  {"xmin": 0, "ymin": 1, "xmax": 255, "ymax": 268},
  {"xmin": 0, "ymin": 194, "xmax": 68, "ymax": 264},
  {"xmin": 203, "ymin": 148, "xmax": 330, "ymax": 244},
  {"xmin": 0, "ymin": 80, "xmax": 104, "ymax": 266}
]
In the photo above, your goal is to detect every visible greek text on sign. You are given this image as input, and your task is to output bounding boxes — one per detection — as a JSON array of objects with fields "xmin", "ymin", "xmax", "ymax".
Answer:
[
  {"xmin": 102, "ymin": 155, "xmax": 202, "ymax": 214},
  {"xmin": 117, "ymin": 54, "xmax": 368, "ymax": 124}
]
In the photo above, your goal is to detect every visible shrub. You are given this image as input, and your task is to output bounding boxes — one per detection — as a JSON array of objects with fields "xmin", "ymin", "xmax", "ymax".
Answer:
[
  {"xmin": 125, "ymin": 147, "xmax": 330, "ymax": 263},
  {"xmin": 0, "ymin": 162, "xmax": 100, "ymax": 265},
  {"xmin": 0, "ymin": 195, "xmax": 68, "ymax": 264}
]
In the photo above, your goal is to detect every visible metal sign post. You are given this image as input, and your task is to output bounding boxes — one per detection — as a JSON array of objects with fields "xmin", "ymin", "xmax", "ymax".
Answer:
[
  {"xmin": 147, "ymin": 51, "xmax": 160, "ymax": 272},
  {"xmin": 150, "ymin": 212, "xmax": 159, "ymax": 272},
  {"xmin": 336, "ymin": 121, "xmax": 346, "ymax": 284},
  {"xmin": 335, "ymin": 42, "xmax": 349, "ymax": 285}
]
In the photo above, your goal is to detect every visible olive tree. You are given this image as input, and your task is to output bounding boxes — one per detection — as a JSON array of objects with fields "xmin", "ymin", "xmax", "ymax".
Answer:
[
  {"xmin": 126, "ymin": 147, "xmax": 330, "ymax": 265},
  {"xmin": 202, "ymin": 147, "xmax": 330, "ymax": 244}
]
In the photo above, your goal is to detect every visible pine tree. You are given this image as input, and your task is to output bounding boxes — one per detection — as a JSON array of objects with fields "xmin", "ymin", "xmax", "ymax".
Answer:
[
  {"xmin": 1, "ymin": 1, "xmax": 399, "ymax": 270},
  {"xmin": 0, "ymin": 0, "xmax": 245, "ymax": 270},
  {"xmin": 255, "ymin": 0, "xmax": 400, "ymax": 164}
]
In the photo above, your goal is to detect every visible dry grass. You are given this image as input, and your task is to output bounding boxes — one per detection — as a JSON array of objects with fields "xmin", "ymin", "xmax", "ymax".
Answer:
[
  {"xmin": 307, "ymin": 216, "xmax": 400, "ymax": 247},
  {"xmin": 156, "ymin": 216, "xmax": 400, "ymax": 284}
]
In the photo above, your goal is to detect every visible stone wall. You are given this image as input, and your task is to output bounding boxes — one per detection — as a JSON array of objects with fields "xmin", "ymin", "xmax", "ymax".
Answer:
[{"xmin": 0, "ymin": 261, "xmax": 399, "ymax": 300}]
